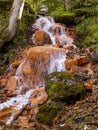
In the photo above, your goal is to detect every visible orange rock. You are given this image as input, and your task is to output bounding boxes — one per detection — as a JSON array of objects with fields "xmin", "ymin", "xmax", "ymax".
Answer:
[
  {"xmin": 65, "ymin": 59, "xmax": 72, "ymax": 70},
  {"xmin": 0, "ymin": 78, "xmax": 7, "ymax": 87},
  {"xmin": 29, "ymin": 93, "xmax": 48, "ymax": 105},
  {"xmin": 20, "ymin": 87, "xmax": 29, "ymax": 95},
  {"xmin": 65, "ymin": 58, "xmax": 77, "ymax": 71},
  {"xmin": 33, "ymin": 30, "xmax": 52, "ymax": 45},
  {"xmin": 31, "ymin": 87, "xmax": 45, "ymax": 97},
  {"xmin": 63, "ymin": 45, "xmax": 74, "ymax": 50},
  {"xmin": 65, "ymin": 55, "xmax": 89, "ymax": 74},
  {"xmin": 21, "ymin": 60, "xmax": 33, "ymax": 76},
  {"xmin": 27, "ymin": 46, "xmax": 65, "ymax": 59},
  {"xmin": 29, "ymin": 88, "xmax": 48, "ymax": 105},
  {"xmin": 11, "ymin": 60, "xmax": 23, "ymax": 68},
  {"xmin": 7, "ymin": 76, "xmax": 17, "ymax": 92},
  {"xmin": 18, "ymin": 116, "xmax": 29, "ymax": 127},
  {"xmin": 49, "ymin": 23, "xmax": 65, "ymax": 35},
  {"xmin": 19, "ymin": 46, "xmax": 66, "ymax": 88},
  {"xmin": 0, "ymin": 108, "xmax": 13, "ymax": 122},
  {"xmin": 84, "ymin": 79, "xmax": 96, "ymax": 91},
  {"xmin": 77, "ymin": 56, "xmax": 89, "ymax": 66},
  {"xmin": 71, "ymin": 64, "xmax": 77, "ymax": 73},
  {"xmin": 66, "ymin": 28, "xmax": 76, "ymax": 39},
  {"xmin": 73, "ymin": 58, "xmax": 78, "ymax": 65},
  {"xmin": 84, "ymin": 85, "xmax": 93, "ymax": 91}
]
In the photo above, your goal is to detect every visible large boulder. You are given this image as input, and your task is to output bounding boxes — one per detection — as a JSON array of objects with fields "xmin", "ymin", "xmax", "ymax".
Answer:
[
  {"xmin": 19, "ymin": 46, "xmax": 66, "ymax": 89},
  {"xmin": 65, "ymin": 55, "xmax": 89, "ymax": 73},
  {"xmin": 33, "ymin": 30, "xmax": 52, "ymax": 45},
  {"xmin": 21, "ymin": 60, "xmax": 33, "ymax": 76},
  {"xmin": 91, "ymin": 51, "xmax": 98, "ymax": 63},
  {"xmin": 46, "ymin": 72, "xmax": 85, "ymax": 104},
  {"xmin": 0, "ymin": 108, "xmax": 14, "ymax": 123},
  {"xmin": 6, "ymin": 76, "xmax": 17, "ymax": 92}
]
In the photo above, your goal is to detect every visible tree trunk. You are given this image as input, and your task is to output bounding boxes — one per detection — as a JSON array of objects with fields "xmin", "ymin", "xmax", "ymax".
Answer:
[
  {"xmin": 64, "ymin": 0, "xmax": 71, "ymax": 11},
  {"xmin": 0, "ymin": 0, "xmax": 25, "ymax": 49}
]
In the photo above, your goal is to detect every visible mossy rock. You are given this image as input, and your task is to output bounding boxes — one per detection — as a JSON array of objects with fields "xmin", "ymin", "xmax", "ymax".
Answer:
[
  {"xmin": 75, "ymin": 7, "xmax": 98, "ymax": 18},
  {"xmin": 91, "ymin": 51, "xmax": 98, "ymax": 63},
  {"xmin": 36, "ymin": 105, "xmax": 59, "ymax": 126},
  {"xmin": 50, "ymin": 8, "xmax": 75, "ymax": 25},
  {"xmin": 55, "ymin": 12, "xmax": 75, "ymax": 25},
  {"xmin": 46, "ymin": 72, "xmax": 85, "ymax": 104}
]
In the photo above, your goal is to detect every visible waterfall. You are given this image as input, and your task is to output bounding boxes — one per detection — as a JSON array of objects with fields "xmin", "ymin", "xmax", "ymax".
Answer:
[
  {"xmin": 32, "ymin": 16, "xmax": 76, "ymax": 48},
  {"xmin": 15, "ymin": 46, "xmax": 66, "ymax": 90},
  {"xmin": 0, "ymin": 16, "xmax": 76, "ymax": 125}
]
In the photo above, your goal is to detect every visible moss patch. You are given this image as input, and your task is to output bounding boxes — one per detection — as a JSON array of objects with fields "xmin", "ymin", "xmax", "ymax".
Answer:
[
  {"xmin": 72, "ymin": 0, "xmax": 98, "ymax": 48},
  {"xmin": 46, "ymin": 72, "xmax": 85, "ymax": 104},
  {"xmin": 50, "ymin": 7, "xmax": 75, "ymax": 25},
  {"xmin": 36, "ymin": 105, "xmax": 59, "ymax": 126},
  {"xmin": 0, "ymin": 0, "xmax": 13, "ymax": 33},
  {"xmin": 75, "ymin": 16, "xmax": 98, "ymax": 48}
]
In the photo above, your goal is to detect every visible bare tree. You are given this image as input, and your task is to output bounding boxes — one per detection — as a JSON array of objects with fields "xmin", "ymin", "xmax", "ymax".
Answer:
[{"xmin": 0, "ymin": 0, "xmax": 25, "ymax": 49}]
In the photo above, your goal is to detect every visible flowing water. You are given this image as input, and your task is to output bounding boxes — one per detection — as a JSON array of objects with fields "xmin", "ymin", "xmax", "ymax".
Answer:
[
  {"xmin": 0, "ymin": 16, "xmax": 76, "ymax": 125},
  {"xmin": 32, "ymin": 16, "xmax": 76, "ymax": 47}
]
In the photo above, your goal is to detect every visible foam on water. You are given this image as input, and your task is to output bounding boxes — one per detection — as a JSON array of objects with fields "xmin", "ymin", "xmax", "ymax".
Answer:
[
  {"xmin": 49, "ymin": 51, "xmax": 66, "ymax": 73},
  {"xmin": 33, "ymin": 16, "xmax": 54, "ymax": 31},
  {"xmin": 0, "ymin": 89, "xmax": 33, "ymax": 124}
]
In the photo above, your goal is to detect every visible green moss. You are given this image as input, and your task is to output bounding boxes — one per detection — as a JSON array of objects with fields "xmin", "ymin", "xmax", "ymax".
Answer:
[
  {"xmin": 46, "ymin": 72, "xmax": 85, "ymax": 103},
  {"xmin": 0, "ymin": 0, "xmax": 12, "ymax": 33},
  {"xmin": 65, "ymin": 116, "xmax": 74, "ymax": 124},
  {"xmin": 48, "ymin": 82, "xmax": 85, "ymax": 101},
  {"xmin": 83, "ymin": 115, "xmax": 93, "ymax": 122},
  {"xmin": 76, "ymin": 125, "xmax": 84, "ymax": 130},
  {"xmin": 50, "ymin": 7, "xmax": 75, "ymax": 25},
  {"xmin": 71, "ymin": 0, "xmax": 98, "ymax": 47},
  {"xmin": 46, "ymin": 71, "xmax": 74, "ymax": 82},
  {"xmin": 75, "ymin": 16, "xmax": 98, "ymax": 47},
  {"xmin": 75, "ymin": 7, "xmax": 98, "ymax": 17},
  {"xmin": 36, "ymin": 105, "xmax": 59, "ymax": 126},
  {"xmin": 0, "ymin": 49, "xmax": 16, "ymax": 75},
  {"xmin": 13, "ymin": 8, "xmax": 35, "ymax": 46}
]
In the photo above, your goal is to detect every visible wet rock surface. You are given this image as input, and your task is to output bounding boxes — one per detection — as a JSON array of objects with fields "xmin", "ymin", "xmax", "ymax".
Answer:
[
  {"xmin": 33, "ymin": 30, "xmax": 52, "ymax": 45},
  {"xmin": 0, "ymin": 16, "xmax": 98, "ymax": 130}
]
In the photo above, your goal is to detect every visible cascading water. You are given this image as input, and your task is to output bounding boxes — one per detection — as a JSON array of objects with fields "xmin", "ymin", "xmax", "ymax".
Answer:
[
  {"xmin": 0, "ymin": 16, "xmax": 76, "ymax": 125},
  {"xmin": 33, "ymin": 16, "xmax": 55, "ymax": 31},
  {"xmin": 32, "ymin": 16, "xmax": 76, "ymax": 47}
]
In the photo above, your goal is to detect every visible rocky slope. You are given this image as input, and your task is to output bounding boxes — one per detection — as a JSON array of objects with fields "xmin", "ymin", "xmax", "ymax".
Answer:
[{"xmin": 0, "ymin": 16, "xmax": 98, "ymax": 130}]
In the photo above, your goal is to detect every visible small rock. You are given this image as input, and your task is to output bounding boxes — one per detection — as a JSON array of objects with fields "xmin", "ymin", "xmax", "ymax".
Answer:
[
  {"xmin": 21, "ymin": 60, "xmax": 33, "ymax": 76},
  {"xmin": 6, "ymin": 76, "xmax": 17, "ymax": 92},
  {"xmin": 91, "ymin": 51, "xmax": 98, "ymax": 63},
  {"xmin": 0, "ymin": 78, "xmax": 7, "ymax": 87},
  {"xmin": 33, "ymin": 30, "xmax": 52, "ymax": 45}
]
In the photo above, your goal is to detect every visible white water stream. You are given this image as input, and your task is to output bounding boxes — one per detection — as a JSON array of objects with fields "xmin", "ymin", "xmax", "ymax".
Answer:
[
  {"xmin": 0, "ymin": 16, "xmax": 76, "ymax": 125},
  {"xmin": 32, "ymin": 16, "xmax": 76, "ymax": 47}
]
